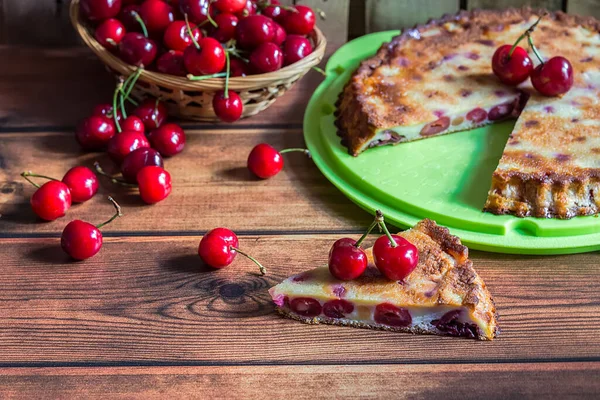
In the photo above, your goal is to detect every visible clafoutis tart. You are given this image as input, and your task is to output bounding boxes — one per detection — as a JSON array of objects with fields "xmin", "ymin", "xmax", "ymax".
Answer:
[
  {"xmin": 269, "ymin": 219, "xmax": 498, "ymax": 340},
  {"xmin": 335, "ymin": 8, "xmax": 600, "ymax": 219}
]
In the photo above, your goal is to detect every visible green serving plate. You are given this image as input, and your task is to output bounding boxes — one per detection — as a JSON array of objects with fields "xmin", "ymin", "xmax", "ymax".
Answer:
[{"xmin": 303, "ymin": 31, "xmax": 600, "ymax": 255}]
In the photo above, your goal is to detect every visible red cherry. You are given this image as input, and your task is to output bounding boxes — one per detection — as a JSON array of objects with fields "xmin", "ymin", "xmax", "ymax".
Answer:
[
  {"xmin": 249, "ymin": 42, "xmax": 283, "ymax": 73},
  {"xmin": 179, "ymin": 0, "xmax": 210, "ymax": 24},
  {"xmin": 328, "ymin": 238, "xmax": 368, "ymax": 280},
  {"xmin": 121, "ymin": 116, "xmax": 145, "ymax": 134},
  {"xmin": 62, "ymin": 166, "xmax": 99, "ymax": 203},
  {"xmin": 230, "ymin": 57, "xmax": 250, "ymax": 77},
  {"xmin": 139, "ymin": 0, "xmax": 175, "ymax": 34},
  {"xmin": 209, "ymin": 13, "xmax": 238, "ymax": 42},
  {"xmin": 374, "ymin": 303, "xmax": 412, "ymax": 327},
  {"xmin": 262, "ymin": 4, "xmax": 283, "ymax": 21},
  {"xmin": 247, "ymin": 143, "xmax": 282, "ymax": 178},
  {"xmin": 183, "ymin": 37, "xmax": 226, "ymax": 75},
  {"xmin": 107, "ymin": 131, "xmax": 151, "ymax": 163},
  {"xmin": 373, "ymin": 234, "xmax": 419, "ymax": 281},
  {"xmin": 212, "ymin": 90, "xmax": 243, "ymax": 122},
  {"xmin": 119, "ymin": 33, "xmax": 158, "ymax": 66},
  {"xmin": 213, "ymin": 0, "xmax": 246, "ymax": 14},
  {"xmin": 156, "ymin": 49, "xmax": 187, "ymax": 76},
  {"xmin": 283, "ymin": 34, "xmax": 312, "ymax": 66},
  {"xmin": 148, "ymin": 123, "xmax": 186, "ymax": 156},
  {"xmin": 163, "ymin": 20, "xmax": 201, "ymax": 51},
  {"xmin": 133, "ymin": 98, "xmax": 168, "ymax": 130},
  {"xmin": 272, "ymin": 22, "xmax": 286, "ymax": 46},
  {"xmin": 92, "ymin": 103, "xmax": 123, "ymax": 123},
  {"xmin": 95, "ymin": 18, "xmax": 126, "ymax": 49},
  {"xmin": 118, "ymin": 5, "xmax": 142, "ymax": 32},
  {"xmin": 136, "ymin": 166, "xmax": 172, "ymax": 204},
  {"xmin": 236, "ymin": 15, "xmax": 274, "ymax": 48},
  {"xmin": 198, "ymin": 227, "xmax": 239, "ymax": 268},
  {"xmin": 76, "ymin": 115, "xmax": 116, "ymax": 150},
  {"xmin": 235, "ymin": 0, "xmax": 257, "ymax": 18},
  {"xmin": 491, "ymin": 45, "xmax": 533, "ymax": 85},
  {"xmin": 80, "ymin": 0, "xmax": 122, "ymax": 21},
  {"xmin": 322, "ymin": 299, "xmax": 354, "ymax": 319},
  {"xmin": 289, "ymin": 297, "xmax": 321, "ymax": 317},
  {"xmin": 531, "ymin": 56, "xmax": 574, "ymax": 96},
  {"xmin": 30, "ymin": 181, "xmax": 72, "ymax": 221},
  {"xmin": 121, "ymin": 147, "xmax": 164, "ymax": 183},
  {"xmin": 283, "ymin": 5, "xmax": 315, "ymax": 35}
]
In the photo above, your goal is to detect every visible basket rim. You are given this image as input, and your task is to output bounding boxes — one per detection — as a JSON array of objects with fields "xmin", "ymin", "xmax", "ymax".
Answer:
[{"xmin": 70, "ymin": 0, "xmax": 327, "ymax": 91}]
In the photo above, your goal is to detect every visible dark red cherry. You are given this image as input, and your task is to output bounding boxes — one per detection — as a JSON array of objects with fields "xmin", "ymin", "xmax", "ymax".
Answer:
[
  {"xmin": 262, "ymin": 4, "xmax": 283, "ymax": 21},
  {"xmin": 163, "ymin": 20, "xmax": 201, "ymax": 51},
  {"xmin": 249, "ymin": 42, "xmax": 283, "ymax": 73},
  {"xmin": 328, "ymin": 237, "xmax": 368, "ymax": 280},
  {"xmin": 247, "ymin": 143, "xmax": 282, "ymax": 179},
  {"xmin": 283, "ymin": 34, "xmax": 312, "ymax": 66},
  {"xmin": 148, "ymin": 123, "xmax": 186, "ymax": 156},
  {"xmin": 136, "ymin": 166, "xmax": 172, "ymax": 204},
  {"xmin": 198, "ymin": 227, "xmax": 239, "ymax": 268},
  {"xmin": 107, "ymin": 131, "xmax": 151, "ymax": 163},
  {"xmin": 30, "ymin": 180, "xmax": 72, "ymax": 221},
  {"xmin": 230, "ymin": 57, "xmax": 250, "ymax": 77},
  {"xmin": 373, "ymin": 234, "xmax": 419, "ymax": 281},
  {"xmin": 235, "ymin": 0, "xmax": 257, "ymax": 18},
  {"xmin": 157, "ymin": 49, "xmax": 187, "ymax": 76},
  {"xmin": 289, "ymin": 297, "xmax": 322, "ymax": 317},
  {"xmin": 236, "ymin": 15, "xmax": 274, "ymax": 48},
  {"xmin": 62, "ymin": 166, "xmax": 99, "ymax": 203},
  {"xmin": 491, "ymin": 45, "xmax": 533, "ymax": 85},
  {"xmin": 272, "ymin": 22, "xmax": 286, "ymax": 46},
  {"xmin": 374, "ymin": 303, "xmax": 412, "ymax": 327},
  {"xmin": 179, "ymin": 0, "xmax": 210, "ymax": 24},
  {"xmin": 121, "ymin": 147, "xmax": 164, "ymax": 183},
  {"xmin": 80, "ymin": 0, "xmax": 122, "ymax": 21},
  {"xmin": 213, "ymin": 0, "xmax": 246, "ymax": 14},
  {"xmin": 209, "ymin": 13, "xmax": 238, "ymax": 42},
  {"xmin": 139, "ymin": 0, "xmax": 175, "ymax": 34},
  {"xmin": 76, "ymin": 115, "xmax": 116, "ymax": 150},
  {"xmin": 119, "ymin": 32, "xmax": 158, "ymax": 66},
  {"xmin": 212, "ymin": 90, "xmax": 243, "ymax": 122},
  {"xmin": 183, "ymin": 37, "xmax": 226, "ymax": 75},
  {"xmin": 322, "ymin": 299, "xmax": 354, "ymax": 319},
  {"xmin": 531, "ymin": 56, "xmax": 574, "ymax": 96},
  {"xmin": 121, "ymin": 116, "xmax": 145, "ymax": 134},
  {"xmin": 118, "ymin": 5, "xmax": 142, "ymax": 32},
  {"xmin": 133, "ymin": 98, "xmax": 168, "ymax": 130},
  {"xmin": 95, "ymin": 18, "xmax": 126, "ymax": 49},
  {"xmin": 283, "ymin": 5, "xmax": 315, "ymax": 35},
  {"xmin": 92, "ymin": 103, "xmax": 123, "ymax": 123}
]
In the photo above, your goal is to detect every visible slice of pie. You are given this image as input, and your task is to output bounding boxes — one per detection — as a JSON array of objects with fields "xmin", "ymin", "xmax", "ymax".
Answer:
[
  {"xmin": 335, "ymin": 8, "xmax": 600, "ymax": 219},
  {"xmin": 269, "ymin": 219, "xmax": 498, "ymax": 340}
]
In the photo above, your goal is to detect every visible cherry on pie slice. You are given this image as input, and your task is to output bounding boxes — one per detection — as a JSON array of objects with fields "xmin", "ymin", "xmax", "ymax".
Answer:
[{"xmin": 269, "ymin": 219, "xmax": 498, "ymax": 340}]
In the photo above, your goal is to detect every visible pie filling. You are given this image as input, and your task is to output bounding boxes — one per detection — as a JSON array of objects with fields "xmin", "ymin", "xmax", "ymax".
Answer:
[{"xmin": 273, "ymin": 295, "xmax": 482, "ymax": 339}]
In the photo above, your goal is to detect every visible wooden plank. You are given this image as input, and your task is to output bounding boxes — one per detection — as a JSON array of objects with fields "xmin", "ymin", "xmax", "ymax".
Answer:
[
  {"xmin": 0, "ymin": 0, "xmax": 5, "ymax": 44},
  {"xmin": 0, "ymin": 129, "xmax": 372, "ymax": 235},
  {"xmin": 568, "ymin": 0, "xmax": 600, "ymax": 18},
  {"xmin": 365, "ymin": 0, "xmax": 460, "ymax": 33},
  {"xmin": 297, "ymin": 0, "xmax": 350, "ymax": 49},
  {"xmin": 348, "ymin": 0, "xmax": 367, "ymax": 40},
  {"xmin": 466, "ymin": 0, "xmax": 563, "ymax": 11},
  {"xmin": 1, "ymin": 363, "xmax": 599, "ymax": 399},
  {"xmin": 0, "ymin": 235, "xmax": 599, "ymax": 364},
  {"xmin": 0, "ymin": 47, "xmax": 326, "ymax": 129}
]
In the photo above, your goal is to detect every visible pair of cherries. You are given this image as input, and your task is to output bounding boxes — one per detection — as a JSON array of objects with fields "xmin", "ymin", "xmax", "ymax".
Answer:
[
  {"xmin": 491, "ymin": 13, "xmax": 573, "ymax": 96},
  {"xmin": 328, "ymin": 211, "xmax": 419, "ymax": 281}
]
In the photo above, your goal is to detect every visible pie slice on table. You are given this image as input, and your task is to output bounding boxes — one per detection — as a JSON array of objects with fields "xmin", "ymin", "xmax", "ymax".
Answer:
[
  {"xmin": 269, "ymin": 219, "xmax": 498, "ymax": 340},
  {"xmin": 335, "ymin": 8, "xmax": 600, "ymax": 218}
]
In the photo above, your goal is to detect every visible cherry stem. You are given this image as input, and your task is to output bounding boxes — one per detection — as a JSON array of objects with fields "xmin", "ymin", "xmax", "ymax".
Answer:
[
  {"xmin": 279, "ymin": 148, "xmax": 311, "ymax": 158},
  {"xmin": 96, "ymin": 196, "xmax": 123, "ymax": 229},
  {"xmin": 375, "ymin": 210, "xmax": 397, "ymax": 248},
  {"xmin": 227, "ymin": 47, "xmax": 249, "ymax": 63},
  {"xmin": 206, "ymin": 3, "xmax": 218, "ymax": 28},
  {"xmin": 112, "ymin": 82, "xmax": 123, "ymax": 132},
  {"xmin": 230, "ymin": 246, "xmax": 267, "ymax": 276},
  {"xmin": 20, "ymin": 171, "xmax": 58, "ymax": 188},
  {"xmin": 132, "ymin": 11, "xmax": 149, "ymax": 38},
  {"xmin": 94, "ymin": 162, "xmax": 137, "ymax": 187},
  {"xmin": 224, "ymin": 51, "xmax": 231, "ymax": 99},
  {"xmin": 508, "ymin": 12, "xmax": 546, "ymax": 58},
  {"xmin": 184, "ymin": 14, "xmax": 201, "ymax": 50},
  {"xmin": 316, "ymin": 8, "xmax": 326, "ymax": 20},
  {"xmin": 186, "ymin": 72, "xmax": 227, "ymax": 81},
  {"xmin": 355, "ymin": 218, "xmax": 379, "ymax": 248},
  {"xmin": 121, "ymin": 68, "xmax": 143, "ymax": 110},
  {"xmin": 312, "ymin": 66, "xmax": 326, "ymax": 76},
  {"xmin": 527, "ymin": 33, "xmax": 545, "ymax": 65}
]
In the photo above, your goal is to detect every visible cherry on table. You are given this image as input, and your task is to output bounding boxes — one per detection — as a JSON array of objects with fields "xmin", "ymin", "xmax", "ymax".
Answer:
[
  {"xmin": 76, "ymin": 115, "xmax": 116, "ymax": 150},
  {"xmin": 107, "ymin": 130, "xmax": 151, "ymax": 164},
  {"xmin": 157, "ymin": 50, "xmax": 187, "ymax": 76},
  {"xmin": 198, "ymin": 227, "xmax": 266, "ymax": 274},
  {"xmin": 163, "ymin": 20, "xmax": 201, "ymax": 51},
  {"xmin": 531, "ymin": 56, "xmax": 574, "ymax": 96},
  {"xmin": 236, "ymin": 15, "xmax": 275, "ymax": 48},
  {"xmin": 148, "ymin": 123, "xmax": 186, "ymax": 157},
  {"xmin": 133, "ymin": 98, "xmax": 168, "ymax": 130},
  {"xmin": 93, "ymin": 103, "xmax": 123, "ymax": 123},
  {"xmin": 121, "ymin": 116, "xmax": 145, "ymax": 134},
  {"xmin": 249, "ymin": 42, "xmax": 283, "ymax": 73},
  {"xmin": 136, "ymin": 165, "xmax": 172, "ymax": 204},
  {"xmin": 62, "ymin": 166, "xmax": 99, "ymax": 203},
  {"xmin": 328, "ymin": 238, "xmax": 368, "ymax": 280},
  {"xmin": 121, "ymin": 147, "xmax": 164, "ymax": 183},
  {"xmin": 21, "ymin": 173, "xmax": 72, "ymax": 221},
  {"xmin": 80, "ymin": 0, "xmax": 122, "ymax": 22},
  {"xmin": 61, "ymin": 197, "xmax": 122, "ymax": 260},
  {"xmin": 119, "ymin": 32, "xmax": 158, "ymax": 66},
  {"xmin": 95, "ymin": 18, "xmax": 126, "ymax": 50},
  {"xmin": 209, "ymin": 13, "xmax": 239, "ymax": 42},
  {"xmin": 283, "ymin": 34, "xmax": 312, "ymax": 66},
  {"xmin": 491, "ymin": 45, "xmax": 533, "ymax": 85},
  {"xmin": 212, "ymin": 90, "xmax": 243, "ymax": 123},
  {"xmin": 183, "ymin": 37, "xmax": 226, "ymax": 75},
  {"xmin": 283, "ymin": 5, "xmax": 315, "ymax": 35},
  {"xmin": 247, "ymin": 143, "xmax": 283, "ymax": 179}
]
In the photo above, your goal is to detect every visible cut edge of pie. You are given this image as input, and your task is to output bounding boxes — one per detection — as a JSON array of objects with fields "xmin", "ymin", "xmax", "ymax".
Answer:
[{"xmin": 269, "ymin": 219, "xmax": 499, "ymax": 340}]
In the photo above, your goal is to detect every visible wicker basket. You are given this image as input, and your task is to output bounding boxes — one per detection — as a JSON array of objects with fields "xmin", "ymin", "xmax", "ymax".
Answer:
[{"xmin": 70, "ymin": 0, "xmax": 327, "ymax": 122}]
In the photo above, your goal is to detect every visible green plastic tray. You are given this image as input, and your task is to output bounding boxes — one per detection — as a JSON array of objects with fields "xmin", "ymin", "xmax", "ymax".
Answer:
[{"xmin": 303, "ymin": 31, "xmax": 600, "ymax": 255}]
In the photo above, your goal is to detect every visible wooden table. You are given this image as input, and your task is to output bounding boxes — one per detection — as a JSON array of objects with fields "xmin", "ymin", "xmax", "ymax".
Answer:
[{"xmin": 1, "ymin": 46, "xmax": 599, "ymax": 399}]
